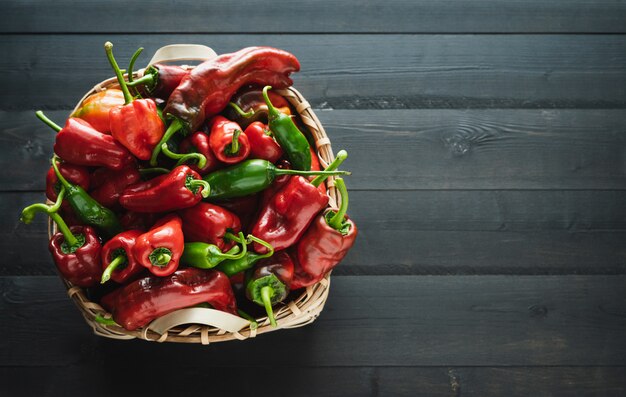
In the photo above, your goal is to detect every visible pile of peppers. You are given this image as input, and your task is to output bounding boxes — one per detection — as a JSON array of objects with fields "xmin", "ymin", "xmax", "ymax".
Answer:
[{"xmin": 21, "ymin": 42, "xmax": 357, "ymax": 331}]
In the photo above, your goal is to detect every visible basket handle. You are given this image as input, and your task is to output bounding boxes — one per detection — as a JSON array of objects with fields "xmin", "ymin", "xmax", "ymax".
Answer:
[
  {"xmin": 147, "ymin": 44, "xmax": 218, "ymax": 66},
  {"xmin": 147, "ymin": 307, "xmax": 251, "ymax": 335}
]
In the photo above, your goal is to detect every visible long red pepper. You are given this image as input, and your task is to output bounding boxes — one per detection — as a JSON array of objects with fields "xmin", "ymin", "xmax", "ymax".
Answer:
[
  {"xmin": 291, "ymin": 178, "xmax": 357, "ymax": 289},
  {"xmin": 100, "ymin": 230, "xmax": 144, "ymax": 284},
  {"xmin": 100, "ymin": 268, "xmax": 237, "ymax": 331},
  {"xmin": 209, "ymin": 116, "xmax": 251, "ymax": 164},
  {"xmin": 36, "ymin": 111, "xmax": 134, "ymax": 171},
  {"xmin": 132, "ymin": 214, "xmax": 184, "ymax": 277},
  {"xmin": 119, "ymin": 165, "xmax": 210, "ymax": 213},
  {"xmin": 105, "ymin": 42, "xmax": 166, "ymax": 160},
  {"xmin": 179, "ymin": 202, "xmax": 242, "ymax": 251}
]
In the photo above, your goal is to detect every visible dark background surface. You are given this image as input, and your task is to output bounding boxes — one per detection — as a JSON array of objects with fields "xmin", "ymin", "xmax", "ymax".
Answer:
[{"xmin": 1, "ymin": 1, "xmax": 626, "ymax": 396}]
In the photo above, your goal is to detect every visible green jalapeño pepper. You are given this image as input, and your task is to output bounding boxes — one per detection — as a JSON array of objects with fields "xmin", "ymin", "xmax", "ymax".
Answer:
[
  {"xmin": 181, "ymin": 232, "xmax": 248, "ymax": 269},
  {"xmin": 263, "ymin": 85, "xmax": 311, "ymax": 171},
  {"xmin": 52, "ymin": 157, "xmax": 123, "ymax": 239},
  {"xmin": 203, "ymin": 159, "xmax": 350, "ymax": 200}
]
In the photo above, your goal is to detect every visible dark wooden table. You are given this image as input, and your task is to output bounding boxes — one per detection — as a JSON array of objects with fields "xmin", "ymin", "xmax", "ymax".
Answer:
[{"xmin": 2, "ymin": 1, "xmax": 626, "ymax": 395}]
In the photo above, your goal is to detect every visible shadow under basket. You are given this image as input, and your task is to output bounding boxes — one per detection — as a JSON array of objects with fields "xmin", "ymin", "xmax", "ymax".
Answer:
[{"xmin": 49, "ymin": 68, "xmax": 341, "ymax": 344}]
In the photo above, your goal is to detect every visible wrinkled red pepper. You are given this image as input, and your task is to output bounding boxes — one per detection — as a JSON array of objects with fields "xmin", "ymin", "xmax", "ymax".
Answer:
[
  {"xmin": 119, "ymin": 165, "xmax": 210, "ymax": 213},
  {"xmin": 127, "ymin": 63, "xmax": 189, "ymax": 100},
  {"xmin": 36, "ymin": 112, "xmax": 134, "ymax": 171},
  {"xmin": 132, "ymin": 214, "xmax": 184, "ymax": 277},
  {"xmin": 179, "ymin": 131, "xmax": 221, "ymax": 175},
  {"xmin": 179, "ymin": 202, "xmax": 242, "ymax": 251},
  {"xmin": 89, "ymin": 165, "xmax": 141, "ymax": 208},
  {"xmin": 209, "ymin": 116, "xmax": 251, "ymax": 164},
  {"xmin": 251, "ymin": 175, "xmax": 329, "ymax": 254},
  {"xmin": 49, "ymin": 225, "xmax": 102, "ymax": 287},
  {"xmin": 100, "ymin": 229, "xmax": 144, "ymax": 284},
  {"xmin": 100, "ymin": 268, "xmax": 237, "ymax": 331},
  {"xmin": 106, "ymin": 42, "xmax": 166, "ymax": 160},
  {"xmin": 243, "ymin": 121, "xmax": 283, "ymax": 163},
  {"xmin": 291, "ymin": 178, "xmax": 357, "ymax": 289}
]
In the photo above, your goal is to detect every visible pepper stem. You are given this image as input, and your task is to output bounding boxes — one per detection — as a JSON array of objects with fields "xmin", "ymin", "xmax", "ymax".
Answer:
[
  {"xmin": 20, "ymin": 187, "xmax": 78, "ymax": 247},
  {"xmin": 104, "ymin": 41, "xmax": 133, "ymax": 104},
  {"xmin": 149, "ymin": 247, "xmax": 172, "ymax": 267},
  {"xmin": 150, "ymin": 118, "xmax": 183, "ymax": 166},
  {"xmin": 237, "ymin": 309, "xmax": 258, "ymax": 330},
  {"xmin": 262, "ymin": 86, "xmax": 280, "ymax": 119},
  {"xmin": 101, "ymin": 254, "xmax": 127, "ymax": 284},
  {"xmin": 223, "ymin": 232, "xmax": 245, "ymax": 244},
  {"xmin": 126, "ymin": 73, "xmax": 155, "ymax": 87},
  {"xmin": 246, "ymin": 235, "xmax": 275, "ymax": 259},
  {"xmin": 226, "ymin": 129, "xmax": 241, "ymax": 155},
  {"xmin": 228, "ymin": 102, "xmax": 255, "ymax": 118},
  {"xmin": 329, "ymin": 178, "xmax": 349, "ymax": 230},
  {"xmin": 261, "ymin": 286, "xmax": 277, "ymax": 327},
  {"xmin": 161, "ymin": 142, "xmax": 207, "ymax": 168},
  {"xmin": 51, "ymin": 158, "xmax": 72, "ymax": 191},
  {"xmin": 219, "ymin": 242, "xmax": 248, "ymax": 260},
  {"xmin": 127, "ymin": 47, "xmax": 143, "ymax": 84},
  {"xmin": 311, "ymin": 150, "xmax": 348, "ymax": 187},
  {"xmin": 186, "ymin": 178, "xmax": 211, "ymax": 198},
  {"xmin": 35, "ymin": 110, "xmax": 62, "ymax": 132}
]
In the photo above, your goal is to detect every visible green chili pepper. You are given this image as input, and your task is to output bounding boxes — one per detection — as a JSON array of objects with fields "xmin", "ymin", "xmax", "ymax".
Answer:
[
  {"xmin": 203, "ymin": 159, "xmax": 350, "ymax": 200},
  {"xmin": 181, "ymin": 232, "xmax": 248, "ymax": 269},
  {"xmin": 263, "ymin": 86, "xmax": 311, "ymax": 171},
  {"xmin": 216, "ymin": 235, "xmax": 274, "ymax": 276},
  {"xmin": 245, "ymin": 271, "xmax": 286, "ymax": 328},
  {"xmin": 52, "ymin": 157, "xmax": 123, "ymax": 239}
]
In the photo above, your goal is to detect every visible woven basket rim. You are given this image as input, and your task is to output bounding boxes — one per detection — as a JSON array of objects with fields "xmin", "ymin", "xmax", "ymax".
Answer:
[{"xmin": 50, "ymin": 68, "xmax": 339, "ymax": 344}]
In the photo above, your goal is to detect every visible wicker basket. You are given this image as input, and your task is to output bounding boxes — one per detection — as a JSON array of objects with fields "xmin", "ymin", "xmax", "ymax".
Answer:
[{"xmin": 48, "ymin": 45, "xmax": 340, "ymax": 344}]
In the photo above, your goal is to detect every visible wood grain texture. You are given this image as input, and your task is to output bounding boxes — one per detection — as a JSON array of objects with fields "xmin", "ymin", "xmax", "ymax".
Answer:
[
  {"xmin": 2, "ymin": 0, "xmax": 626, "ymax": 33},
  {"xmin": 5, "ymin": 190, "xmax": 626, "ymax": 276},
  {"xmin": 2, "ymin": 276, "xmax": 625, "ymax": 367},
  {"xmin": 3, "ymin": 109, "xmax": 626, "ymax": 191},
  {"xmin": 1, "ymin": 366, "xmax": 625, "ymax": 397},
  {"xmin": 1, "ymin": 35, "xmax": 625, "ymax": 110}
]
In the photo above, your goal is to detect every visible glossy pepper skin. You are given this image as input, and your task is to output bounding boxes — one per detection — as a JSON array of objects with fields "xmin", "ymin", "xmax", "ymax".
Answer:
[
  {"xmin": 89, "ymin": 165, "xmax": 141, "ymax": 209},
  {"xmin": 209, "ymin": 116, "xmax": 251, "ymax": 164},
  {"xmin": 119, "ymin": 165, "xmax": 210, "ymax": 213},
  {"xmin": 105, "ymin": 42, "xmax": 166, "ymax": 160},
  {"xmin": 46, "ymin": 162, "xmax": 90, "ymax": 202},
  {"xmin": 243, "ymin": 121, "xmax": 282, "ymax": 163},
  {"xmin": 251, "ymin": 175, "xmax": 329, "ymax": 254},
  {"xmin": 127, "ymin": 63, "xmax": 189, "ymax": 100},
  {"xmin": 100, "ymin": 268, "xmax": 237, "ymax": 331},
  {"xmin": 49, "ymin": 226, "xmax": 102, "ymax": 287},
  {"xmin": 214, "ymin": 194, "xmax": 260, "ymax": 232},
  {"xmin": 100, "ymin": 230, "xmax": 144, "ymax": 284},
  {"xmin": 263, "ymin": 86, "xmax": 311, "ymax": 171},
  {"xmin": 36, "ymin": 112, "xmax": 134, "ymax": 171},
  {"xmin": 181, "ymin": 234, "xmax": 247, "ymax": 270},
  {"xmin": 245, "ymin": 251, "xmax": 295, "ymax": 327},
  {"xmin": 179, "ymin": 202, "xmax": 241, "ymax": 251},
  {"xmin": 132, "ymin": 215, "xmax": 184, "ymax": 277},
  {"xmin": 179, "ymin": 131, "xmax": 221, "ymax": 175},
  {"xmin": 71, "ymin": 89, "xmax": 125, "ymax": 133},
  {"xmin": 224, "ymin": 86, "xmax": 292, "ymax": 128}
]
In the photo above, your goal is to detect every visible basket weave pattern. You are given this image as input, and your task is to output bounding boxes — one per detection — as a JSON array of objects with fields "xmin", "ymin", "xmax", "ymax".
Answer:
[{"xmin": 48, "ymin": 72, "xmax": 338, "ymax": 344}]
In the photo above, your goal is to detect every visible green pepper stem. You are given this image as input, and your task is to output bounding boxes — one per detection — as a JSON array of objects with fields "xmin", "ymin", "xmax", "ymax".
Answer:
[
  {"xmin": 262, "ymin": 86, "xmax": 280, "ymax": 118},
  {"xmin": 261, "ymin": 286, "xmax": 277, "ymax": 327},
  {"xmin": 104, "ymin": 42, "xmax": 133, "ymax": 104},
  {"xmin": 187, "ymin": 178, "xmax": 211, "ymax": 198},
  {"xmin": 127, "ymin": 47, "xmax": 143, "ymax": 84},
  {"xmin": 151, "ymin": 118, "xmax": 183, "ymax": 166},
  {"xmin": 51, "ymin": 158, "xmax": 72, "ymax": 191},
  {"xmin": 223, "ymin": 232, "xmax": 244, "ymax": 244},
  {"xmin": 126, "ymin": 74, "xmax": 154, "ymax": 87},
  {"xmin": 101, "ymin": 254, "xmax": 127, "ymax": 284},
  {"xmin": 20, "ymin": 187, "xmax": 78, "ymax": 247},
  {"xmin": 247, "ymin": 235, "xmax": 275, "ymax": 259},
  {"xmin": 155, "ymin": 253, "xmax": 171, "ymax": 267},
  {"xmin": 35, "ymin": 110, "xmax": 62, "ymax": 132},
  {"xmin": 329, "ymin": 178, "xmax": 349, "ymax": 230},
  {"xmin": 219, "ymin": 241, "xmax": 248, "ymax": 260},
  {"xmin": 161, "ymin": 142, "xmax": 208, "ymax": 168},
  {"xmin": 94, "ymin": 314, "xmax": 119, "ymax": 326},
  {"xmin": 228, "ymin": 102, "xmax": 255, "ymax": 118},
  {"xmin": 275, "ymin": 168, "xmax": 351, "ymax": 177},
  {"xmin": 138, "ymin": 167, "xmax": 170, "ymax": 176},
  {"xmin": 311, "ymin": 150, "xmax": 348, "ymax": 187},
  {"xmin": 237, "ymin": 309, "xmax": 258, "ymax": 330},
  {"xmin": 227, "ymin": 129, "xmax": 241, "ymax": 155}
]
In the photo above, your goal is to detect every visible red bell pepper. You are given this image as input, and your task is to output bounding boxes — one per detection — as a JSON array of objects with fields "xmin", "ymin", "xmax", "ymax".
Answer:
[
  {"xmin": 100, "ymin": 268, "xmax": 237, "ymax": 331},
  {"xmin": 105, "ymin": 42, "xmax": 166, "ymax": 160},
  {"xmin": 209, "ymin": 116, "xmax": 251, "ymax": 164},
  {"xmin": 71, "ymin": 89, "xmax": 126, "ymax": 133},
  {"xmin": 100, "ymin": 229, "xmax": 144, "ymax": 284},
  {"xmin": 243, "ymin": 121, "xmax": 283, "ymax": 163},
  {"xmin": 36, "ymin": 112, "xmax": 134, "ymax": 171},
  {"xmin": 291, "ymin": 178, "xmax": 357, "ymax": 289},
  {"xmin": 179, "ymin": 131, "xmax": 221, "ymax": 175},
  {"xmin": 132, "ymin": 214, "xmax": 184, "ymax": 277},
  {"xmin": 89, "ymin": 165, "xmax": 141, "ymax": 209},
  {"xmin": 178, "ymin": 202, "xmax": 242, "ymax": 251},
  {"xmin": 119, "ymin": 165, "xmax": 210, "ymax": 213}
]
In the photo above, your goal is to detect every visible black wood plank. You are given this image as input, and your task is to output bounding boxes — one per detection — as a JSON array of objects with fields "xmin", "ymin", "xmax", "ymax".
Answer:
[
  {"xmin": 2, "ymin": 275, "xmax": 625, "ymax": 367},
  {"xmin": 2, "ymin": 366, "xmax": 625, "ymax": 397},
  {"xmin": 4, "ymin": 109, "xmax": 626, "ymax": 191},
  {"xmin": 1, "ymin": 35, "xmax": 625, "ymax": 110},
  {"xmin": 5, "ymin": 190, "xmax": 626, "ymax": 276},
  {"xmin": 2, "ymin": 0, "xmax": 626, "ymax": 33}
]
